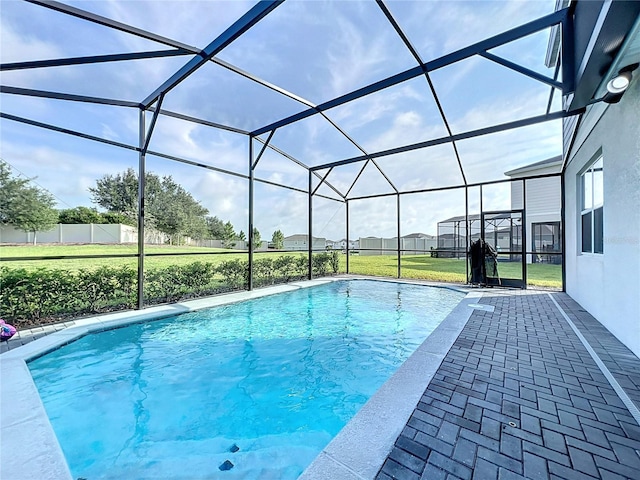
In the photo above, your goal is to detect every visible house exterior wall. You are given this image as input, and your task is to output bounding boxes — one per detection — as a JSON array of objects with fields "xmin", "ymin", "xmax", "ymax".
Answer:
[
  {"xmin": 510, "ymin": 171, "xmax": 561, "ymax": 263},
  {"xmin": 283, "ymin": 236, "xmax": 326, "ymax": 251},
  {"xmin": 564, "ymin": 77, "xmax": 640, "ymax": 357}
]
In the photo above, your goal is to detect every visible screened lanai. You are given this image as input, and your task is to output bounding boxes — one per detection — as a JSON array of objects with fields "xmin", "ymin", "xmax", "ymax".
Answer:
[{"xmin": 1, "ymin": 0, "xmax": 591, "ymax": 317}]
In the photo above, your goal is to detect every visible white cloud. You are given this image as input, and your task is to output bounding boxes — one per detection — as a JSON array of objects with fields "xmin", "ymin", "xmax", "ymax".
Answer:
[
  {"xmin": 0, "ymin": 20, "xmax": 69, "ymax": 87},
  {"xmin": 191, "ymin": 171, "xmax": 247, "ymax": 227},
  {"xmin": 0, "ymin": 20, "xmax": 61, "ymax": 64},
  {"xmin": 0, "ymin": 138, "xmax": 134, "ymax": 209}
]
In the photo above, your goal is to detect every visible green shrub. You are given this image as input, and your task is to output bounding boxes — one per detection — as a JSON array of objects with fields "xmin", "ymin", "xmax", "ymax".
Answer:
[
  {"xmin": 216, "ymin": 259, "xmax": 247, "ymax": 289},
  {"xmin": 312, "ymin": 252, "xmax": 330, "ymax": 276},
  {"xmin": 329, "ymin": 251, "xmax": 340, "ymax": 274},
  {"xmin": 0, "ymin": 254, "xmax": 336, "ymax": 327},
  {"xmin": 0, "ymin": 265, "xmax": 136, "ymax": 328}
]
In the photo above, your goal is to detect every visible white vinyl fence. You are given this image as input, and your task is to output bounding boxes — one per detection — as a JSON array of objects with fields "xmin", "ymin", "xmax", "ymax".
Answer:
[
  {"xmin": 359, "ymin": 236, "xmax": 438, "ymax": 256},
  {"xmin": 0, "ymin": 224, "xmax": 165, "ymax": 244}
]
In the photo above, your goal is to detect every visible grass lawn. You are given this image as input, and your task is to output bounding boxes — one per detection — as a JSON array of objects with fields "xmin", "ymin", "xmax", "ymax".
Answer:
[
  {"xmin": 0, "ymin": 244, "xmax": 249, "ymax": 270},
  {"xmin": 1, "ymin": 245, "xmax": 561, "ymax": 288},
  {"xmin": 345, "ymin": 254, "xmax": 561, "ymax": 288}
]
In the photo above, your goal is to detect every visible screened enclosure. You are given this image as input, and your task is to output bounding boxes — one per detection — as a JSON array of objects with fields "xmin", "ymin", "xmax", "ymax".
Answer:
[{"xmin": 1, "ymin": 0, "xmax": 587, "ymax": 325}]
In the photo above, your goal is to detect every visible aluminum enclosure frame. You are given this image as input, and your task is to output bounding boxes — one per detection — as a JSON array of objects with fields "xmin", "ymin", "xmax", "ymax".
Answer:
[{"xmin": 1, "ymin": 0, "xmax": 588, "ymax": 304}]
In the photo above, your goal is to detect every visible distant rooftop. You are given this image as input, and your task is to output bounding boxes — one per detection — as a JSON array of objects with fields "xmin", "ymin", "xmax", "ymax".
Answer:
[{"xmin": 504, "ymin": 155, "xmax": 563, "ymax": 177}]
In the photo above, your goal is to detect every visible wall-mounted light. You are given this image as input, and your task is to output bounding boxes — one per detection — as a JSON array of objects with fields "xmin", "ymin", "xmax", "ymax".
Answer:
[
  {"xmin": 603, "ymin": 63, "xmax": 638, "ymax": 104},
  {"xmin": 606, "ymin": 71, "xmax": 632, "ymax": 94}
]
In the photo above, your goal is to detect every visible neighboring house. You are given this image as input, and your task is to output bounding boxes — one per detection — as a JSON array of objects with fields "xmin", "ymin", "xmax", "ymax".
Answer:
[
  {"xmin": 283, "ymin": 234, "xmax": 327, "ymax": 251},
  {"xmin": 552, "ymin": 0, "xmax": 640, "ymax": 357},
  {"xmin": 434, "ymin": 157, "xmax": 562, "ymax": 264},
  {"xmin": 505, "ymin": 156, "xmax": 562, "ymax": 264},
  {"xmin": 401, "ymin": 233, "xmax": 437, "ymax": 255},
  {"xmin": 326, "ymin": 238, "xmax": 359, "ymax": 250}
]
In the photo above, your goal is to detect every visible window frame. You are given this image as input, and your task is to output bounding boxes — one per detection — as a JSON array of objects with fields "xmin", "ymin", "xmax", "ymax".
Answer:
[{"xmin": 579, "ymin": 155, "xmax": 604, "ymax": 255}]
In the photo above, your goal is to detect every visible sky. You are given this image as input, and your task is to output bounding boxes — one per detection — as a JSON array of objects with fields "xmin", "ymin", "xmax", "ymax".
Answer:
[{"xmin": 0, "ymin": 0, "xmax": 563, "ymax": 240}]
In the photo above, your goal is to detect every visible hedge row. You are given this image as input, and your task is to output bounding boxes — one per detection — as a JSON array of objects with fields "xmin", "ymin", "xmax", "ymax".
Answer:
[{"xmin": 0, "ymin": 252, "xmax": 340, "ymax": 328}]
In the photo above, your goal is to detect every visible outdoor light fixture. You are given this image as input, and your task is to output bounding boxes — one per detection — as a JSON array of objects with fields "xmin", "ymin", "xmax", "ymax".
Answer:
[
  {"xmin": 603, "ymin": 63, "xmax": 638, "ymax": 104},
  {"xmin": 606, "ymin": 70, "xmax": 631, "ymax": 94}
]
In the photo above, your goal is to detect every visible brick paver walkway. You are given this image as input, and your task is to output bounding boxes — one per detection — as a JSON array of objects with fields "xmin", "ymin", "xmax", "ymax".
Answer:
[{"xmin": 377, "ymin": 291, "xmax": 640, "ymax": 480}]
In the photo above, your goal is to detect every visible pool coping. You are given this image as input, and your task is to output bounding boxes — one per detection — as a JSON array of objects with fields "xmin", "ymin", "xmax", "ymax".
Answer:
[{"xmin": 0, "ymin": 276, "xmax": 474, "ymax": 480}]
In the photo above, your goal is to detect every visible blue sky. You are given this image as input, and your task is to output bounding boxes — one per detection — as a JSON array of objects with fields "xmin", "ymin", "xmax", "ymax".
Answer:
[{"xmin": 0, "ymin": 0, "xmax": 562, "ymax": 240}]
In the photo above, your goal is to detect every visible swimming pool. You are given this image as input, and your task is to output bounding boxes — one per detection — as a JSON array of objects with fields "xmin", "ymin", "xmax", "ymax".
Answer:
[{"xmin": 28, "ymin": 279, "xmax": 464, "ymax": 479}]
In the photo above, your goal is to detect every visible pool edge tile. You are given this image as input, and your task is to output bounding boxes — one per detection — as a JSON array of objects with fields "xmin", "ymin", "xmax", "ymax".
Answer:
[{"xmin": 0, "ymin": 359, "xmax": 73, "ymax": 480}]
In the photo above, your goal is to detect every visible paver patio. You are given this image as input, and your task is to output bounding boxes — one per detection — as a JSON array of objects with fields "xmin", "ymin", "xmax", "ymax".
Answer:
[{"xmin": 377, "ymin": 291, "xmax": 640, "ymax": 480}]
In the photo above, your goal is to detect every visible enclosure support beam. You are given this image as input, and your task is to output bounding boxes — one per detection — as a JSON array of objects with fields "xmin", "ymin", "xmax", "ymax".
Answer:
[
  {"xmin": 311, "ymin": 168, "xmax": 334, "ymax": 197},
  {"xmin": 253, "ymin": 137, "xmax": 346, "ymax": 200},
  {"xmin": 561, "ymin": 173, "xmax": 566, "ymax": 292},
  {"xmin": 397, "ymin": 194, "xmax": 401, "ymax": 279},
  {"xmin": 480, "ymin": 185, "xmax": 484, "ymax": 229},
  {"xmin": 465, "ymin": 186, "xmax": 469, "ymax": 284},
  {"xmin": 1, "ymin": 49, "xmax": 191, "ymax": 71},
  {"xmin": 376, "ymin": 0, "xmax": 467, "ymax": 185},
  {"xmin": 25, "ymin": 0, "xmax": 315, "ymax": 116},
  {"xmin": 248, "ymin": 136, "xmax": 255, "ymax": 291},
  {"xmin": 479, "ymin": 52, "xmax": 563, "ymax": 90},
  {"xmin": 522, "ymin": 179, "xmax": 528, "ymax": 289},
  {"xmin": 141, "ymin": 0, "xmax": 283, "ymax": 108},
  {"xmin": 142, "ymin": 94, "xmax": 164, "ymax": 153},
  {"xmin": 310, "ymin": 110, "xmax": 579, "ymax": 172},
  {"xmin": 561, "ymin": 12, "xmax": 576, "ymax": 95},
  {"xmin": 546, "ymin": 61, "xmax": 562, "ymax": 115},
  {"xmin": 346, "ymin": 200, "xmax": 350, "ymax": 274},
  {"xmin": 0, "ymin": 85, "xmax": 138, "ymax": 107},
  {"xmin": 0, "ymin": 112, "xmax": 138, "ymax": 151},
  {"xmin": 251, "ymin": 130, "xmax": 276, "ymax": 170},
  {"xmin": 308, "ymin": 171, "xmax": 313, "ymax": 281},
  {"xmin": 137, "ymin": 109, "xmax": 146, "ymax": 310},
  {"xmin": 252, "ymin": 8, "xmax": 569, "ymax": 136}
]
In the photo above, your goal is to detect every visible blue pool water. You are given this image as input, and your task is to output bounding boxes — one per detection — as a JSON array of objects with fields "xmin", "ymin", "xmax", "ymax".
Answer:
[{"xmin": 29, "ymin": 280, "xmax": 463, "ymax": 479}]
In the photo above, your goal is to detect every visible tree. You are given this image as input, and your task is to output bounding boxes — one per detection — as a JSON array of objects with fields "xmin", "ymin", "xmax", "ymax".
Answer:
[
  {"xmin": 148, "ymin": 176, "xmax": 208, "ymax": 244},
  {"xmin": 58, "ymin": 206, "xmax": 103, "ymax": 224},
  {"xmin": 12, "ymin": 187, "xmax": 58, "ymax": 245},
  {"xmin": 90, "ymin": 169, "xmax": 208, "ymax": 243},
  {"xmin": 271, "ymin": 229, "xmax": 284, "ymax": 249},
  {"xmin": 237, "ymin": 230, "xmax": 246, "ymax": 242},
  {"xmin": 102, "ymin": 212, "xmax": 134, "ymax": 225},
  {"xmin": 89, "ymin": 168, "xmax": 141, "ymax": 222},
  {"xmin": 185, "ymin": 216, "xmax": 208, "ymax": 241},
  {"xmin": 222, "ymin": 221, "xmax": 236, "ymax": 248},
  {"xmin": 205, "ymin": 216, "xmax": 226, "ymax": 239},
  {"xmin": 252, "ymin": 227, "xmax": 262, "ymax": 251},
  {"xmin": 0, "ymin": 161, "xmax": 29, "ymax": 225},
  {"xmin": 0, "ymin": 161, "xmax": 58, "ymax": 244}
]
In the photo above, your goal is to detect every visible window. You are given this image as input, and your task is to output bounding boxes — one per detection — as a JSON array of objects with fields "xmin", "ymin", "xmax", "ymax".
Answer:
[
  {"xmin": 580, "ymin": 156, "xmax": 603, "ymax": 254},
  {"xmin": 532, "ymin": 222, "xmax": 561, "ymax": 264}
]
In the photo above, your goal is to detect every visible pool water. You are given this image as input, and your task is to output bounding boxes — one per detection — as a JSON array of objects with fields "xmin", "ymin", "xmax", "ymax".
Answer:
[{"xmin": 29, "ymin": 280, "xmax": 463, "ymax": 479}]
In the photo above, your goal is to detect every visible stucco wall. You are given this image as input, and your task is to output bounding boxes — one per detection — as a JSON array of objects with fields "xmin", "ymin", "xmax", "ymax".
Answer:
[{"xmin": 564, "ymin": 76, "xmax": 640, "ymax": 357}]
